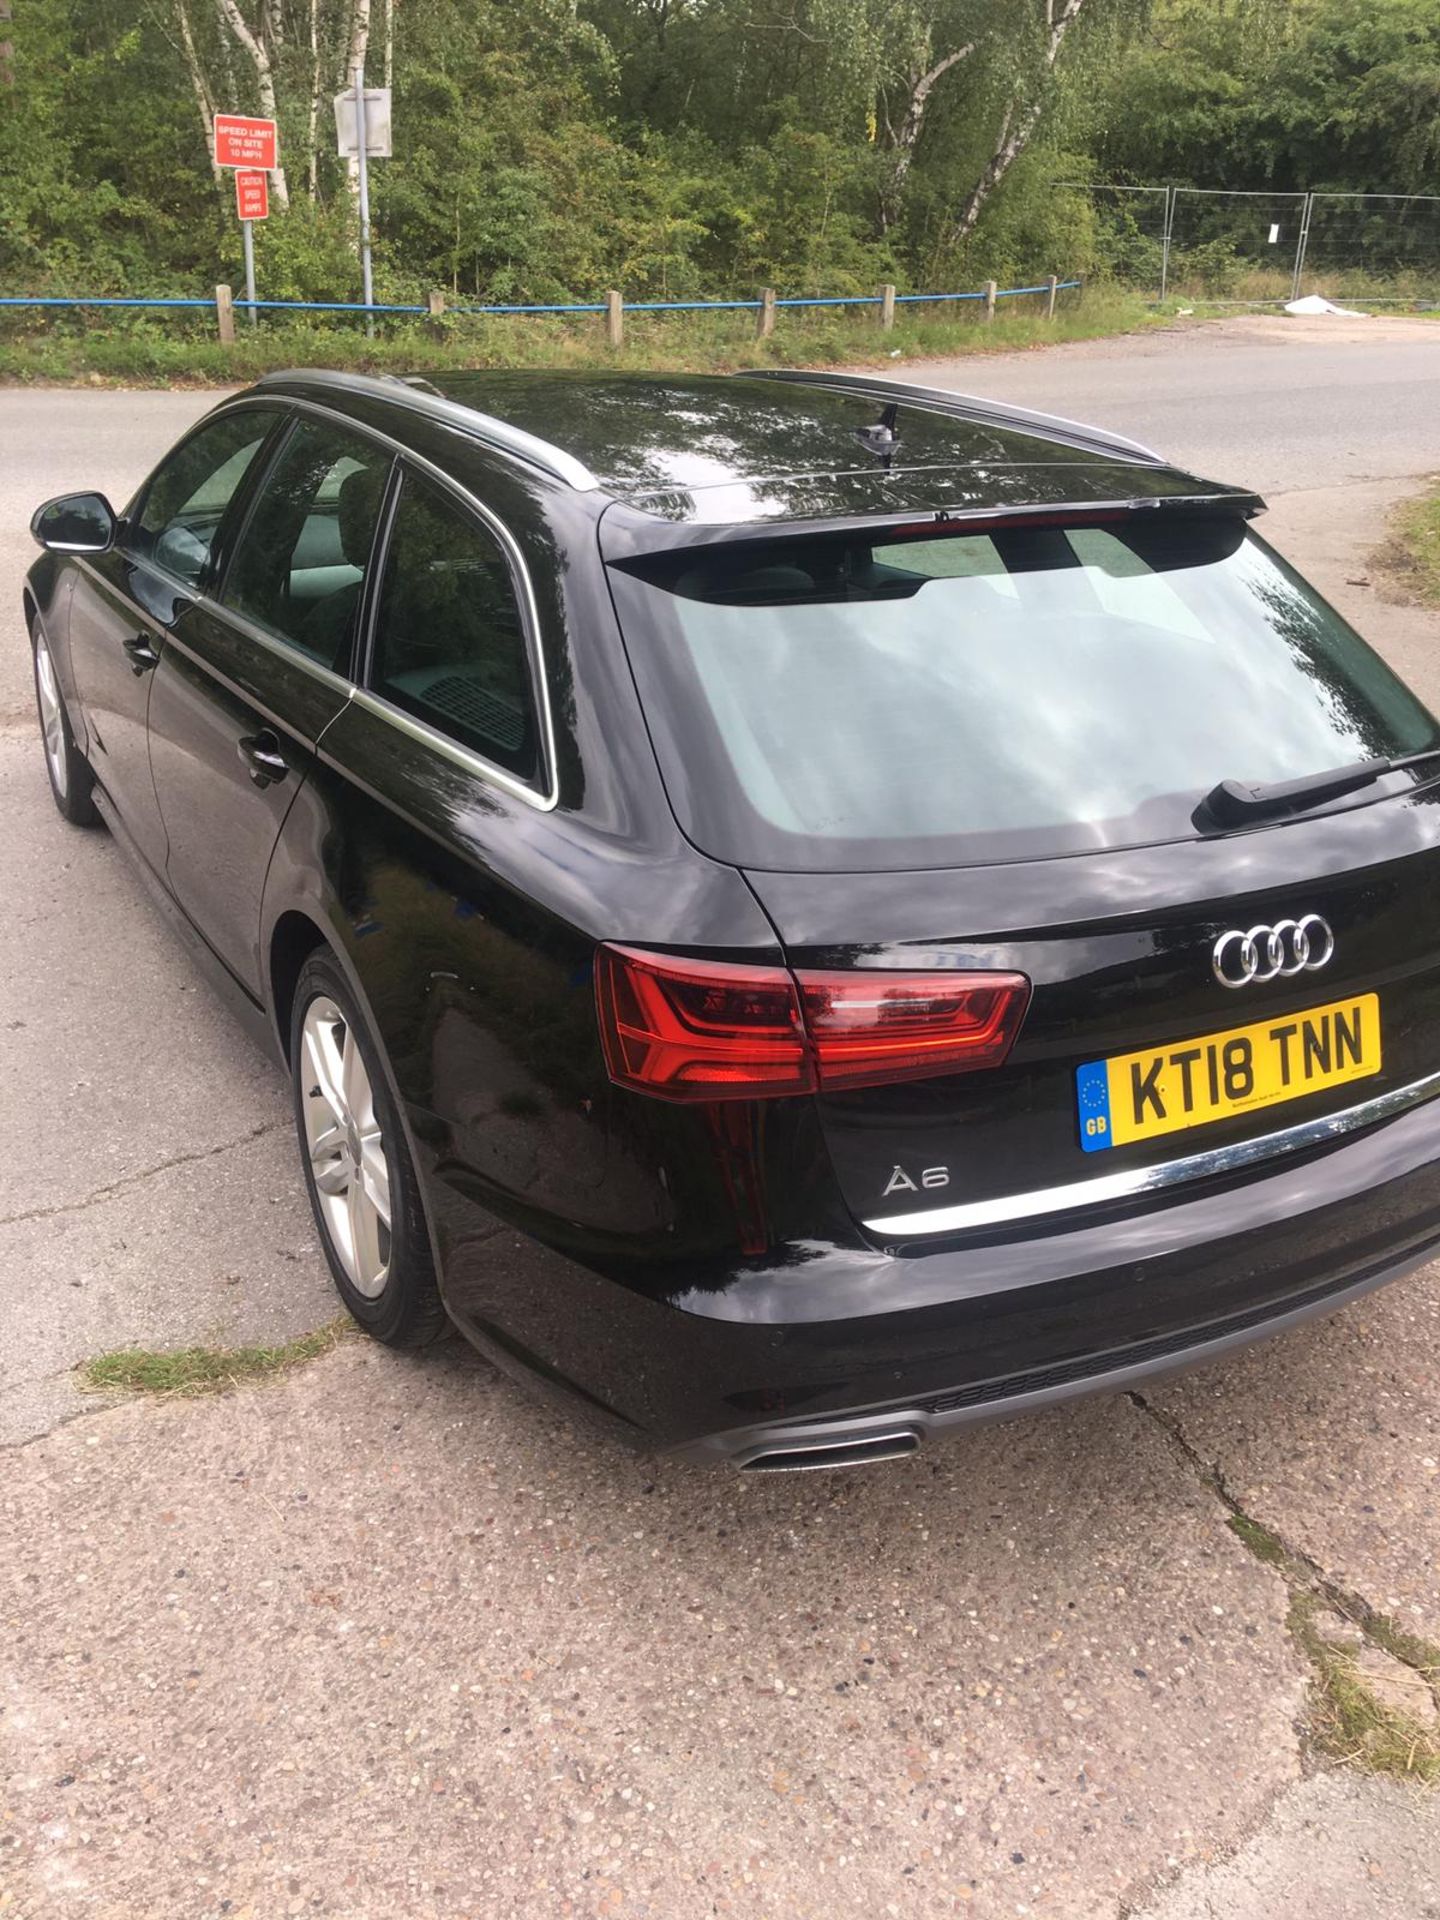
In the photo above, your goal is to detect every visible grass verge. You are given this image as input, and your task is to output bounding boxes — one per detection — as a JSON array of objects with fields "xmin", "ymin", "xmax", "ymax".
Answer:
[
  {"xmin": 0, "ymin": 289, "xmax": 1157, "ymax": 386},
  {"xmin": 79, "ymin": 1320, "xmax": 350, "ymax": 1397},
  {"xmin": 1383, "ymin": 482, "xmax": 1440, "ymax": 609}
]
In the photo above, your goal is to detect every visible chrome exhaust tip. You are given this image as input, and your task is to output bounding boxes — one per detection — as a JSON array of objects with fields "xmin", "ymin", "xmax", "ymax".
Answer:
[{"xmin": 740, "ymin": 1430, "xmax": 920, "ymax": 1473}]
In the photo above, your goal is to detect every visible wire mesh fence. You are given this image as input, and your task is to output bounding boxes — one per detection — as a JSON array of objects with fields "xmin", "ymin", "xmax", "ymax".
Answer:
[
  {"xmin": 1301, "ymin": 193, "xmax": 1440, "ymax": 301},
  {"xmin": 1169, "ymin": 189, "xmax": 1309, "ymax": 302},
  {"xmin": 1066, "ymin": 184, "xmax": 1440, "ymax": 305},
  {"xmin": 1060, "ymin": 184, "xmax": 1170, "ymax": 293}
]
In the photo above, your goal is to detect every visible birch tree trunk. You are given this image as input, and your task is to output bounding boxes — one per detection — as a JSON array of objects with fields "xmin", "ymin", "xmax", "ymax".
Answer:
[
  {"xmin": 949, "ymin": 0, "xmax": 1087, "ymax": 247},
  {"xmin": 879, "ymin": 43, "xmax": 973, "ymax": 232},
  {"xmin": 216, "ymin": 0, "xmax": 291, "ymax": 207},
  {"xmin": 306, "ymin": 0, "xmax": 321, "ymax": 197},
  {"xmin": 339, "ymin": 0, "xmax": 373, "ymax": 220},
  {"xmin": 342, "ymin": 0, "xmax": 372, "ymax": 90},
  {"xmin": 174, "ymin": 0, "xmax": 221, "ymax": 179}
]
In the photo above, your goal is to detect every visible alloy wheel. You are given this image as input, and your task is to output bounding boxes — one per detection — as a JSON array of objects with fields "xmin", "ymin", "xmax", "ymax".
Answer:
[
  {"xmin": 299, "ymin": 995, "xmax": 393, "ymax": 1298},
  {"xmin": 34, "ymin": 634, "xmax": 68, "ymax": 800}
]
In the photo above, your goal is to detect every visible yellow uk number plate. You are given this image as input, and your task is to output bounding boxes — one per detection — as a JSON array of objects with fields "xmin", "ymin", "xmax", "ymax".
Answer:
[{"xmin": 1075, "ymin": 993, "xmax": 1381, "ymax": 1154}]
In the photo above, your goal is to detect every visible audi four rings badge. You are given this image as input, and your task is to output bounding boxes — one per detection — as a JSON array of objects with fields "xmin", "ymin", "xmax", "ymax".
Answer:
[{"xmin": 1212, "ymin": 915, "xmax": 1336, "ymax": 988}]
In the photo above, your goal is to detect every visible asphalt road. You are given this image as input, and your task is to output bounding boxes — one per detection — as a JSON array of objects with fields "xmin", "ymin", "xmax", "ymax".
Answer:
[{"xmin": 4, "ymin": 317, "xmax": 1440, "ymax": 1919}]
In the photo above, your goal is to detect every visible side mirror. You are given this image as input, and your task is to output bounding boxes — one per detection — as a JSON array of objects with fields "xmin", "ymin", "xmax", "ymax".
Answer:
[{"xmin": 30, "ymin": 491, "xmax": 117, "ymax": 555}]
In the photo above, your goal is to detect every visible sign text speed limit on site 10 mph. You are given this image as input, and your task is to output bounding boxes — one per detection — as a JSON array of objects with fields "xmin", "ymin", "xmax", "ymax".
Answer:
[{"xmin": 213, "ymin": 114, "xmax": 278, "ymax": 170}]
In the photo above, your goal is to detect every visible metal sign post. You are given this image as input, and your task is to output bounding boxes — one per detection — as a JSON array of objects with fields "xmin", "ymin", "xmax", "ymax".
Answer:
[
  {"xmin": 215, "ymin": 133, "xmax": 273, "ymax": 333},
  {"xmin": 354, "ymin": 66, "xmax": 374, "ymax": 339},
  {"xmin": 1292, "ymin": 192, "xmax": 1316, "ymax": 302},
  {"xmin": 234, "ymin": 170, "xmax": 268, "ymax": 326},
  {"xmin": 334, "ymin": 78, "xmax": 389, "ymax": 339},
  {"xmin": 1159, "ymin": 185, "xmax": 1175, "ymax": 303},
  {"xmin": 241, "ymin": 220, "xmax": 256, "ymax": 326}
]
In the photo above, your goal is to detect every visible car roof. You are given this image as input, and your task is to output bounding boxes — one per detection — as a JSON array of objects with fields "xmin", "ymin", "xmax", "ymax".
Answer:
[{"xmin": 253, "ymin": 368, "xmax": 1262, "ymax": 529}]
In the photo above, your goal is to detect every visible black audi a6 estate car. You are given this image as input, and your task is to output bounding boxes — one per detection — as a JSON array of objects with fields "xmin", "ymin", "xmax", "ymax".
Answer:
[{"xmin": 24, "ymin": 368, "xmax": 1440, "ymax": 1467}]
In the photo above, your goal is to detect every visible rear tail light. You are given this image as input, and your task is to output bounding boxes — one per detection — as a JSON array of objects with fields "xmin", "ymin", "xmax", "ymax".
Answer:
[
  {"xmin": 796, "ymin": 969, "xmax": 1030, "ymax": 1091},
  {"xmin": 595, "ymin": 945, "xmax": 1028, "ymax": 1101},
  {"xmin": 594, "ymin": 945, "xmax": 814, "ymax": 1100}
]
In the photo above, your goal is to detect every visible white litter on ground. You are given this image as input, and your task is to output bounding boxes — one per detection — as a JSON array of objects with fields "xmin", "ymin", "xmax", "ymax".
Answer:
[{"xmin": 1284, "ymin": 293, "xmax": 1369, "ymax": 317}]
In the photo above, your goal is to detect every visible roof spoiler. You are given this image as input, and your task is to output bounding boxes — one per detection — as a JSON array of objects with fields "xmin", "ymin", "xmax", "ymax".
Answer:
[{"xmin": 601, "ymin": 492, "xmax": 1267, "ymax": 563}]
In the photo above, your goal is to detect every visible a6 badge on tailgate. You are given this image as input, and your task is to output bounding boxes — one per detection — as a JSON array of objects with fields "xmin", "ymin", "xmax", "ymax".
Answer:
[{"xmin": 1076, "ymin": 993, "xmax": 1381, "ymax": 1154}]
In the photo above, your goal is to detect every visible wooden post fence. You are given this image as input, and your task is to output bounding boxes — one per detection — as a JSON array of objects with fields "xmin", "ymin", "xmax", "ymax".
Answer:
[
  {"xmin": 757, "ymin": 288, "xmax": 776, "ymax": 339},
  {"xmin": 215, "ymin": 283, "xmax": 235, "ymax": 346},
  {"xmin": 606, "ymin": 289, "xmax": 624, "ymax": 349},
  {"xmin": 1045, "ymin": 274, "xmax": 1058, "ymax": 320},
  {"xmin": 983, "ymin": 279, "xmax": 997, "ymax": 324},
  {"xmin": 880, "ymin": 283, "xmax": 896, "ymax": 330}
]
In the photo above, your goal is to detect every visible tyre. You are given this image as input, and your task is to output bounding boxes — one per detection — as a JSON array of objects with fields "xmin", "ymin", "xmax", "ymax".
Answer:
[
  {"xmin": 290, "ymin": 950, "xmax": 447, "ymax": 1347},
  {"xmin": 31, "ymin": 625, "xmax": 99, "ymax": 826}
]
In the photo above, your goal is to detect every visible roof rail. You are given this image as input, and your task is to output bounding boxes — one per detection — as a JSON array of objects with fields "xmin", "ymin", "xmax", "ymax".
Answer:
[
  {"xmin": 745, "ymin": 368, "xmax": 1164, "ymax": 467},
  {"xmin": 255, "ymin": 368, "xmax": 601, "ymax": 491}
]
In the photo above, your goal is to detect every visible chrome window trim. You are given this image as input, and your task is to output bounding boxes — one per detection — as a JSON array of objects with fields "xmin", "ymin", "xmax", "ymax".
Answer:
[
  {"xmin": 346, "ymin": 684, "xmax": 555, "ymax": 811},
  {"xmin": 864, "ymin": 1068, "xmax": 1440, "ymax": 1239},
  {"xmin": 256, "ymin": 368, "xmax": 602, "ymax": 492},
  {"xmin": 173, "ymin": 393, "xmax": 561, "ymax": 812}
]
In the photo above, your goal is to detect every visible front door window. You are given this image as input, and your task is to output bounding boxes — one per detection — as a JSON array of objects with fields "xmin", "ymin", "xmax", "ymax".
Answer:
[{"xmin": 129, "ymin": 409, "xmax": 280, "ymax": 590}]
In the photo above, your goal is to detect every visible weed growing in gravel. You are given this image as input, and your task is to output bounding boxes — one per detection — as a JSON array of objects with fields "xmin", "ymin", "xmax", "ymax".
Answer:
[
  {"xmin": 1290, "ymin": 1594, "xmax": 1440, "ymax": 1784},
  {"xmin": 79, "ymin": 1321, "xmax": 351, "ymax": 1396},
  {"xmin": 1224, "ymin": 1511, "xmax": 1292, "ymax": 1572},
  {"xmin": 1380, "ymin": 482, "xmax": 1440, "ymax": 609},
  {"xmin": 1223, "ymin": 1514, "xmax": 1440, "ymax": 1783}
]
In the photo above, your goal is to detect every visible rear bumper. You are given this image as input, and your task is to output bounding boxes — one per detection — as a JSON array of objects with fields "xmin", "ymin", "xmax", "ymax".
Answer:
[
  {"xmin": 668, "ymin": 1241, "xmax": 1430, "ymax": 1466},
  {"xmin": 432, "ymin": 1084, "xmax": 1440, "ymax": 1460}
]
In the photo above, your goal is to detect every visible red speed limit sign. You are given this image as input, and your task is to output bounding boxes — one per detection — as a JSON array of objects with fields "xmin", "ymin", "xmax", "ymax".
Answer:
[
  {"xmin": 213, "ymin": 114, "xmax": 278, "ymax": 170},
  {"xmin": 235, "ymin": 170, "xmax": 269, "ymax": 221}
]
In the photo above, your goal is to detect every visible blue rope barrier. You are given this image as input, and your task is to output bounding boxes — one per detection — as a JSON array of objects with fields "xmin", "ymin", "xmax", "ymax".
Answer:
[
  {"xmin": 625, "ymin": 298, "xmax": 763, "ymax": 312},
  {"xmin": 447, "ymin": 301, "xmax": 611, "ymax": 315},
  {"xmin": 775, "ymin": 295, "xmax": 882, "ymax": 308},
  {"xmin": 0, "ymin": 296, "xmax": 216, "ymax": 308},
  {"xmin": 0, "ymin": 279, "xmax": 1082, "ymax": 318},
  {"xmin": 238, "ymin": 298, "xmax": 429, "ymax": 313},
  {"xmin": 893, "ymin": 291, "xmax": 982, "ymax": 304}
]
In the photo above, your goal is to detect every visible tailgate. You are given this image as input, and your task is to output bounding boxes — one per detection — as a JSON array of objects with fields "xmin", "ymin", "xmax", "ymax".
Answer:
[{"xmin": 745, "ymin": 798, "xmax": 1440, "ymax": 1236}]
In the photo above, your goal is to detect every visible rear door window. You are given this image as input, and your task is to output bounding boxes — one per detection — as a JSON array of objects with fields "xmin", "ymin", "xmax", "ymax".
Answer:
[
  {"xmin": 606, "ymin": 518, "xmax": 1440, "ymax": 871},
  {"xmin": 221, "ymin": 417, "xmax": 391, "ymax": 672},
  {"xmin": 367, "ymin": 471, "xmax": 541, "ymax": 786}
]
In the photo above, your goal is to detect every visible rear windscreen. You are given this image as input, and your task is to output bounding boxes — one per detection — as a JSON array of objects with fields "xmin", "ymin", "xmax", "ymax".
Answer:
[{"xmin": 606, "ymin": 517, "xmax": 1440, "ymax": 870}]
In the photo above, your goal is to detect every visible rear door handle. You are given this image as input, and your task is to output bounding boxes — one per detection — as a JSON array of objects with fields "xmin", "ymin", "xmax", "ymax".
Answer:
[
  {"xmin": 237, "ymin": 729, "xmax": 290, "ymax": 787},
  {"xmin": 122, "ymin": 634, "xmax": 161, "ymax": 674}
]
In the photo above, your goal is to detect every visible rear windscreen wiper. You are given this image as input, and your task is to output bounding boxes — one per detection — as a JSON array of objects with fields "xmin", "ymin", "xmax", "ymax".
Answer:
[{"xmin": 1200, "ymin": 747, "xmax": 1440, "ymax": 828}]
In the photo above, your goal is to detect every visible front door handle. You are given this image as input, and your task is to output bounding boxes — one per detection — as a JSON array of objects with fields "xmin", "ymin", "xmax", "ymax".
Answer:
[
  {"xmin": 122, "ymin": 634, "xmax": 161, "ymax": 674},
  {"xmin": 237, "ymin": 729, "xmax": 290, "ymax": 787}
]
